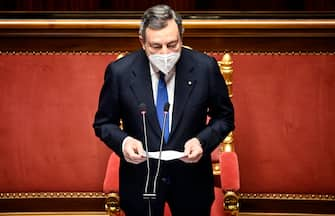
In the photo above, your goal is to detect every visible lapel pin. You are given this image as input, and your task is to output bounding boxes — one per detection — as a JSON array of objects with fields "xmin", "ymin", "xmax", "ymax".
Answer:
[{"xmin": 188, "ymin": 81, "xmax": 192, "ymax": 86}]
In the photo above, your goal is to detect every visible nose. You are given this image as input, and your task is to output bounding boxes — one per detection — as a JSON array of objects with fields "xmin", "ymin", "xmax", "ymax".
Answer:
[{"xmin": 160, "ymin": 45, "xmax": 170, "ymax": 54}]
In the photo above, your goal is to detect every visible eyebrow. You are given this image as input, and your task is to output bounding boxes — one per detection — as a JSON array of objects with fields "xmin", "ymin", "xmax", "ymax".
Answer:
[
  {"xmin": 149, "ymin": 39, "xmax": 179, "ymax": 47},
  {"xmin": 167, "ymin": 40, "xmax": 178, "ymax": 46}
]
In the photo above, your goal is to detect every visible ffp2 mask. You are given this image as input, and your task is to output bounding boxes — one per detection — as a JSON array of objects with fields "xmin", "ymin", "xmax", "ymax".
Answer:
[{"xmin": 148, "ymin": 52, "xmax": 181, "ymax": 74}]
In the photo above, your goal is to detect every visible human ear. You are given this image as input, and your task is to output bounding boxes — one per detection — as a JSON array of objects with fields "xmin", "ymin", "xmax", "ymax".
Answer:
[{"xmin": 139, "ymin": 35, "xmax": 145, "ymax": 50}]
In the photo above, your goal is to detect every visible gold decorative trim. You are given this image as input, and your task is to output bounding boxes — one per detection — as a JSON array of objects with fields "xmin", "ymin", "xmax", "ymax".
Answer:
[
  {"xmin": 1, "ymin": 51, "xmax": 334, "ymax": 56},
  {"xmin": 0, "ymin": 19, "xmax": 335, "ymax": 29},
  {"xmin": 0, "ymin": 192, "xmax": 106, "ymax": 199},
  {"xmin": 212, "ymin": 162, "xmax": 221, "ymax": 176},
  {"xmin": 240, "ymin": 193, "xmax": 335, "ymax": 201},
  {"xmin": 206, "ymin": 51, "xmax": 335, "ymax": 55},
  {"xmin": 0, "ymin": 51, "xmax": 125, "ymax": 56},
  {"xmin": 184, "ymin": 19, "xmax": 335, "ymax": 29},
  {"xmin": 0, "ymin": 19, "xmax": 140, "ymax": 29},
  {"xmin": 105, "ymin": 192, "xmax": 121, "ymax": 215},
  {"xmin": 224, "ymin": 191, "xmax": 240, "ymax": 213},
  {"xmin": 231, "ymin": 51, "xmax": 335, "ymax": 56}
]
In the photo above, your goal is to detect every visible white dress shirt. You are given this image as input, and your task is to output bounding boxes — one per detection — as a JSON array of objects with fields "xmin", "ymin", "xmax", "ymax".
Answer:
[
  {"xmin": 122, "ymin": 62, "xmax": 176, "ymax": 151},
  {"xmin": 149, "ymin": 63, "xmax": 175, "ymax": 132}
]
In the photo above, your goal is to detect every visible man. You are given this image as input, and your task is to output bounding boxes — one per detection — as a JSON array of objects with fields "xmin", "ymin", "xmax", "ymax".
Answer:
[{"xmin": 93, "ymin": 4, "xmax": 234, "ymax": 216}]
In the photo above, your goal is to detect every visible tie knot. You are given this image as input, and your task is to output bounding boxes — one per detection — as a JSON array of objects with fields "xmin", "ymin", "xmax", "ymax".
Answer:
[{"xmin": 159, "ymin": 71, "xmax": 165, "ymax": 80}]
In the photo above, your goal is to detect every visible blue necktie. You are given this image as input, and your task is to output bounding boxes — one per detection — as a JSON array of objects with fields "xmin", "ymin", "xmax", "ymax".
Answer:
[{"xmin": 156, "ymin": 72, "xmax": 169, "ymax": 143}]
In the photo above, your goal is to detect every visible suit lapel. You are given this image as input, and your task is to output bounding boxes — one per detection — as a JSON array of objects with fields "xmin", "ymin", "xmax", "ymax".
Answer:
[
  {"xmin": 170, "ymin": 49, "xmax": 196, "ymax": 137},
  {"xmin": 128, "ymin": 49, "xmax": 196, "ymax": 141},
  {"xmin": 129, "ymin": 50, "xmax": 161, "ymax": 137}
]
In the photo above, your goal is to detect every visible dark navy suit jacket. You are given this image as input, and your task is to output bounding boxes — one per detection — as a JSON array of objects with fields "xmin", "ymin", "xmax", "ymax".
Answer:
[{"xmin": 93, "ymin": 47, "xmax": 234, "ymax": 208}]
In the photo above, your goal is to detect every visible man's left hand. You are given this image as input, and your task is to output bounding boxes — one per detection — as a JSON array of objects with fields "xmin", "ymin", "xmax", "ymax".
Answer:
[{"xmin": 180, "ymin": 138, "xmax": 203, "ymax": 163}]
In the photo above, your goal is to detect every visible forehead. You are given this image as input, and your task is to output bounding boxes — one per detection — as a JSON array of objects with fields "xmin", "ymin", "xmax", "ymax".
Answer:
[{"xmin": 145, "ymin": 19, "xmax": 180, "ymax": 43}]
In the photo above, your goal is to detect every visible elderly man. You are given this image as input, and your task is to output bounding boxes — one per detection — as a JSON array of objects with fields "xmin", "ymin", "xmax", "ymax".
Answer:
[{"xmin": 93, "ymin": 4, "xmax": 234, "ymax": 216}]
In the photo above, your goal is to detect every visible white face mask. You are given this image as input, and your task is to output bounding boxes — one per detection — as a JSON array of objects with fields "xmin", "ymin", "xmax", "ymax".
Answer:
[{"xmin": 148, "ymin": 52, "xmax": 181, "ymax": 74}]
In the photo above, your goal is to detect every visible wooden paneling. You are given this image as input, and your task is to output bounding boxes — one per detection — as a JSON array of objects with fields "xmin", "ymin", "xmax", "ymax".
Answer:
[
  {"xmin": 0, "ymin": 19, "xmax": 335, "ymax": 52},
  {"xmin": 0, "ymin": 193, "xmax": 335, "ymax": 213},
  {"xmin": 1, "ymin": 0, "xmax": 335, "ymax": 11}
]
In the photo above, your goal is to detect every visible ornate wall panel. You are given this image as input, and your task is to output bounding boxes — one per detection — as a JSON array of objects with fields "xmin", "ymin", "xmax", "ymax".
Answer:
[
  {"xmin": 0, "ymin": 17, "xmax": 335, "ymax": 214},
  {"xmin": 0, "ymin": 18, "xmax": 335, "ymax": 52}
]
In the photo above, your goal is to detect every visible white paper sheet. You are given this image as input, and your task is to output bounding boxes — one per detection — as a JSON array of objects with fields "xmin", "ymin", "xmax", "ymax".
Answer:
[{"xmin": 144, "ymin": 150, "xmax": 186, "ymax": 161}]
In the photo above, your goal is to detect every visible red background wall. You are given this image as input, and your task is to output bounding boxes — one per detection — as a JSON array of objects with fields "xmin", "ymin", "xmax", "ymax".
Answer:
[
  {"xmin": 0, "ymin": 53, "xmax": 334, "ymax": 194},
  {"xmin": 233, "ymin": 54, "xmax": 335, "ymax": 194},
  {"xmin": 0, "ymin": 54, "xmax": 116, "ymax": 192}
]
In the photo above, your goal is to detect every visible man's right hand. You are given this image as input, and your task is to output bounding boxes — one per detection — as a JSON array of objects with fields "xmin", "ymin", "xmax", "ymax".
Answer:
[{"xmin": 122, "ymin": 137, "xmax": 146, "ymax": 164}]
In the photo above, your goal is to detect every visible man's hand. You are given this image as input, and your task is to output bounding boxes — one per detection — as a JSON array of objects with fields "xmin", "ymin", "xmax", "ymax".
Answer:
[
  {"xmin": 122, "ymin": 137, "xmax": 146, "ymax": 164},
  {"xmin": 180, "ymin": 138, "xmax": 203, "ymax": 163}
]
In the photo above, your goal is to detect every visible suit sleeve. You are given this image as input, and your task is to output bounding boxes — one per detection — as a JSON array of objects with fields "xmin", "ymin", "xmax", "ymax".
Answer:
[
  {"xmin": 93, "ymin": 63, "xmax": 128, "ymax": 157},
  {"xmin": 196, "ymin": 57, "xmax": 235, "ymax": 155}
]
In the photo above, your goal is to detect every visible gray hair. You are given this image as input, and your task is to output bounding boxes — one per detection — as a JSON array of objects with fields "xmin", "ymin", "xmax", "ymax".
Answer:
[{"xmin": 139, "ymin": 4, "xmax": 184, "ymax": 41}]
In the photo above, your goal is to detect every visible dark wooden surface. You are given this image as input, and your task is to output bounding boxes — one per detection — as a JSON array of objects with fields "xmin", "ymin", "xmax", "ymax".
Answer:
[
  {"xmin": 240, "ymin": 199, "xmax": 335, "ymax": 214},
  {"xmin": 0, "ymin": 18, "xmax": 335, "ymax": 52},
  {"xmin": 1, "ymin": 37, "xmax": 334, "ymax": 52},
  {"xmin": 1, "ymin": 197, "xmax": 335, "ymax": 213},
  {"xmin": 1, "ymin": 0, "xmax": 335, "ymax": 11}
]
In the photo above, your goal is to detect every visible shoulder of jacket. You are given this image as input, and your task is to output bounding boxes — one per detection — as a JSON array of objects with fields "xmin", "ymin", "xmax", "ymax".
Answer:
[
  {"xmin": 182, "ymin": 47, "xmax": 213, "ymax": 62},
  {"xmin": 111, "ymin": 49, "xmax": 143, "ymax": 67}
]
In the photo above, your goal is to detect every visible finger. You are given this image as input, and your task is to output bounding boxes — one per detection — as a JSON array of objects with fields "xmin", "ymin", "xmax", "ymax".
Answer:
[
  {"xmin": 181, "ymin": 148, "xmax": 195, "ymax": 163},
  {"xmin": 124, "ymin": 147, "xmax": 145, "ymax": 164},
  {"xmin": 192, "ymin": 149, "xmax": 203, "ymax": 162},
  {"xmin": 137, "ymin": 144, "xmax": 148, "ymax": 159},
  {"xmin": 130, "ymin": 157, "xmax": 146, "ymax": 164},
  {"xmin": 128, "ymin": 150, "xmax": 145, "ymax": 161},
  {"xmin": 186, "ymin": 149, "xmax": 203, "ymax": 163},
  {"xmin": 126, "ymin": 154, "xmax": 146, "ymax": 164},
  {"xmin": 183, "ymin": 145, "xmax": 191, "ymax": 156},
  {"xmin": 179, "ymin": 156, "xmax": 192, "ymax": 163},
  {"xmin": 192, "ymin": 153, "xmax": 203, "ymax": 162},
  {"xmin": 180, "ymin": 154, "xmax": 196, "ymax": 163}
]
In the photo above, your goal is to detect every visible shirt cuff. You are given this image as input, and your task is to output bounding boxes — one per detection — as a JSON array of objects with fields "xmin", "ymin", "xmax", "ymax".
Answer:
[{"xmin": 121, "ymin": 136, "xmax": 132, "ymax": 153}]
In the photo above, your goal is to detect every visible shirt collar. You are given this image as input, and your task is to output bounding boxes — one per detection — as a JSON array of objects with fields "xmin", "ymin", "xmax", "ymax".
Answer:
[{"xmin": 149, "ymin": 62, "xmax": 175, "ymax": 82}]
